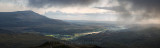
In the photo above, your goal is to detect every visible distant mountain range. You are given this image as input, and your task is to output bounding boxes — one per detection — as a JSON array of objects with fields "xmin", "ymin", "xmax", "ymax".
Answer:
[{"xmin": 0, "ymin": 10, "xmax": 100, "ymax": 35}]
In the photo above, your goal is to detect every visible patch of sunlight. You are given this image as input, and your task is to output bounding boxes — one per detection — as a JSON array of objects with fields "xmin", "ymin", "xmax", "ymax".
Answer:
[{"xmin": 45, "ymin": 35, "xmax": 55, "ymax": 37}]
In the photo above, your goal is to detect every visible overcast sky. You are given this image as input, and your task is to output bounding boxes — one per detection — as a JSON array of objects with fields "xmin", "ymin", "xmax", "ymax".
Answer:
[{"xmin": 0, "ymin": 0, "xmax": 160, "ymax": 24}]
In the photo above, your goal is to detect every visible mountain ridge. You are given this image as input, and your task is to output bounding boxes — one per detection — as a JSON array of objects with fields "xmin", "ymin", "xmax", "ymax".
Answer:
[
  {"xmin": 0, "ymin": 10, "xmax": 70, "ymax": 27},
  {"xmin": 0, "ymin": 10, "xmax": 100, "ymax": 35}
]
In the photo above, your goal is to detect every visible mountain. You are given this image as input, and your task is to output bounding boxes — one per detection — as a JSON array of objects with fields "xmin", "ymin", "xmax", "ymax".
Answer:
[
  {"xmin": 0, "ymin": 10, "xmax": 70, "ymax": 27},
  {"xmin": 32, "ymin": 41, "xmax": 101, "ymax": 48},
  {"xmin": 0, "ymin": 29, "xmax": 17, "ymax": 34},
  {"xmin": 63, "ymin": 20, "xmax": 117, "ymax": 26},
  {"xmin": 0, "ymin": 10, "xmax": 101, "ymax": 35}
]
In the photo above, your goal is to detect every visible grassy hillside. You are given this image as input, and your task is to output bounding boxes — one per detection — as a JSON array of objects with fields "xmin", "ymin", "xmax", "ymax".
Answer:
[{"xmin": 0, "ymin": 29, "xmax": 101, "ymax": 48}]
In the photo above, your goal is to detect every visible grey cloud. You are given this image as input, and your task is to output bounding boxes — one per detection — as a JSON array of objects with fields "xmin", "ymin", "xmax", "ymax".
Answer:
[
  {"xmin": 119, "ymin": 0, "xmax": 160, "ymax": 21},
  {"xmin": 97, "ymin": 0, "xmax": 160, "ymax": 23},
  {"xmin": 28, "ymin": 0, "xmax": 100, "ymax": 8}
]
